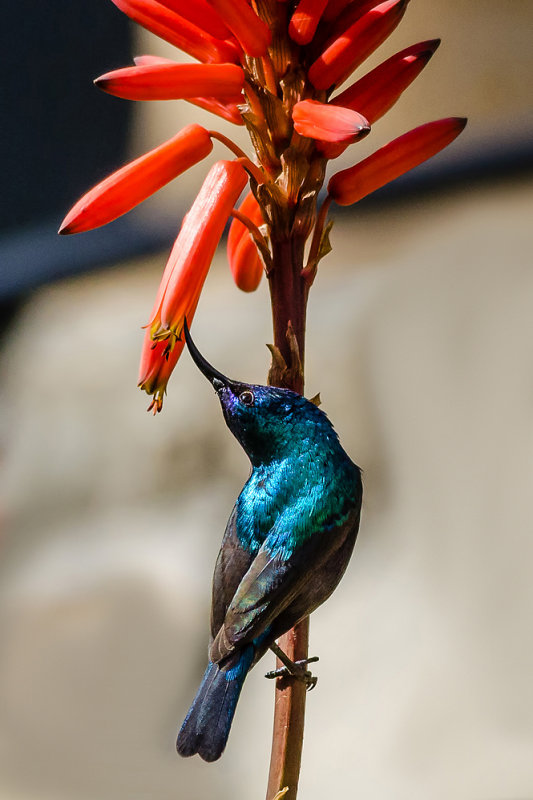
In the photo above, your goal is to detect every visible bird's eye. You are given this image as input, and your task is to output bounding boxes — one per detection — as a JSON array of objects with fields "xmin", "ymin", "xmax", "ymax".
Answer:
[{"xmin": 239, "ymin": 390, "xmax": 254, "ymax": 406}]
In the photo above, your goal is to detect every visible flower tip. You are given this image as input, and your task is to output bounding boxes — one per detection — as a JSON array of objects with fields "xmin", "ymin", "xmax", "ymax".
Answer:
[
  {"xmin": 448, "ymin": 116, "xmax": 468, "ymax": 136},
  {"xmin": 416, "ymin": 38, "xmax": 441, "ymax": 62},
  {"xmin": 426, "ymin": 37, "xmax": 441, "ymax": 54},
  {"xmin": 58, "ymin": 215, "xmax": 77, "ymax": 235}
]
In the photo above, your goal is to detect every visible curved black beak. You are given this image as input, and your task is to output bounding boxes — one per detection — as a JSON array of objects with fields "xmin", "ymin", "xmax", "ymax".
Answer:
[{"xmin": 183, "ymin": 318, "xmax": 239, "ymax": 393}]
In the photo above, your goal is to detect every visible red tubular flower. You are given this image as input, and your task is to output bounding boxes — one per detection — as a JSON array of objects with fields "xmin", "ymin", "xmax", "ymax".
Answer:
[
  {"xmin": 149, "ymin": 160, "xmax": 248, "ymax": 340},
  {"xmin": 138, "ymin": 331, "xmax": 188, "ymax": 413},
  {"xmin": 292, "ymin": 99, "xmax": 370, "ymax": 143},
  {"xmin": 229, "ymin": 234, "xmax": 264, "ymax": 292},
  {"xmin": 95, "ymin": 63, "xmax": 245, "ymax": 102},
  {"xmin": 132, "ymin": 57, "xmax": 244, "ymax": 122},
  {"xmin": 328, "ymin": 117, "xmax": 467, "ymax": 205},
  {"xmin": 110, "ymin": 0, "xmax": 242, "ymax": 64},
  {"xmin": 289, "ymin": 0, "xmax": 329, "ymax": 45},
  {"xmin": 207, "ymin": 0, "xmax": 272, "ymax": 57},
  {"xmin": 155, "ymin": 0, "xmax": 231, "ymax": 39},
  {"xmin": 331, "ymin": 38, "xmax": 440, "ymax": 124},
  {"xmin": 59, "ymin": 124, "xmax": 213, "ymax": 234},
  {"xmin": 308, "ymin": 0, "xmax": 409, "ymax": 90},
  {"xmin": 228, "ymin": 192, "xmax": 264, "ymax": 292}
]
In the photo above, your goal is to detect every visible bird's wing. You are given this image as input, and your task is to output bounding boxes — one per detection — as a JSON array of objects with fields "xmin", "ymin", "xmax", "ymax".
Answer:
[
  {"xmin": 209, "ymin": 542, "xmax": 304, "ymax": 664},
  {"xmin": 209, "ymin": 509, "xmax": 353, "ymax": 664},
  {"xmin": 210, "ymin": 505, "xmax": 255, "ymax": 640}
]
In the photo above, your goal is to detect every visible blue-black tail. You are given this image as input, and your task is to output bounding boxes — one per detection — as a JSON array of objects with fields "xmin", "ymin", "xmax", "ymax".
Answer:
[{"xmin": 176, "ymin": 647, "xmax": 253, "ymax": 762}]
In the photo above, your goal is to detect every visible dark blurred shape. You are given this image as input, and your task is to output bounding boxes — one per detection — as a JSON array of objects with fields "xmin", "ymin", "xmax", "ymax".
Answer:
[
  {"xmin": 0, "ymin": 213, "xmax": 172, "ymax": 300},
  {"xmin": 0, "ymin": 1, "xmax": 132, "ymax": 233}
]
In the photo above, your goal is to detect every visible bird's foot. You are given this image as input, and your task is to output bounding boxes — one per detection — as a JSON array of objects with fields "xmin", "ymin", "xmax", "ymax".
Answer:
[{"xmin": 265, "ymin": 643, "xmax": 319, "ymax": 690}]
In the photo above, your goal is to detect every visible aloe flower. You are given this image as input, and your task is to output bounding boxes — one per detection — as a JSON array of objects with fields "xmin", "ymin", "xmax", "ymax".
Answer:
[
  {"xmin": 94, "ymin": 62, "xmax": 245, "ymax": 101},
  {"xmin": 148, "ymin": 159, "xmax": 247, "ymax": 342},
  {"xmin": 59, "ymin": 124, "xmax": 213, "ymax": 234},
  {"xmin": 61, "ymin": 0, "xmax": 466, "ymax": 412}
]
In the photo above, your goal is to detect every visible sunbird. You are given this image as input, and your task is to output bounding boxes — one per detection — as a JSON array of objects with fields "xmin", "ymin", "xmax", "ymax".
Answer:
[{"xmin": 177, "ymin": 321, "xmax": 362, "ymax": 761}]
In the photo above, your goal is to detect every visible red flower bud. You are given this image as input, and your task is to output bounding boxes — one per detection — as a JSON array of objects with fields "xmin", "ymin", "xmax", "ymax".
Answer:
[
  {"xmin": 328, "ymin": 117, "xmax": 467, "ymax": 205},
  {"xmin": 331, "ymin": 39, "xmax": 440, "ymax": 124},
  {"xmin": 95, "ymin": 62, "xmax": 244, "ymax": 102},
  {"xmin": 289, "ymin": 0, "xmax": 329, "ymax": 45},
  {"xmin": 132, "ymin": 57, "xmax": 244, "ymax": 123},
  {"xmin": 207, "ymin": 0, "xmax": 272, "ymax": 57},
  {"xmin": 293, "ymin": 100, "xmax": 370, "ymax": 143},
  {"xmin": 228, "ymin": 192, "xmax": 264, "ymax": 292},
  {"xmin": 309, "ymin": 0, "xmax": 409, "ymax": 90},
  {"xmin": 59, "ymin": 124, "xmax": 213, "ymax": 234},
  {"xmin": 149, "ymin": 160, "xmax": 248, "ymax": 339},
  {"xmin": 229, "ymin": 234, "xmax": 264, "ymax": 292},
  {"xmin": 110, "ymin": 0, "xmax": 241, "ymax": 64}
]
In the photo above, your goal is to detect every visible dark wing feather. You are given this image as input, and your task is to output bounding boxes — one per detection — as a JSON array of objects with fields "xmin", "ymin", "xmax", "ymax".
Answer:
[
  {"xmin": 209, "ymin": 516, "xmax": 353, "ymax": 664},
  {"xmin": 210, "ymin": 544, "xmax": 303, "ymax": 663},
  {"xmin": 210, "ymin": 505, "xmax": 255, "ymax": 641}
]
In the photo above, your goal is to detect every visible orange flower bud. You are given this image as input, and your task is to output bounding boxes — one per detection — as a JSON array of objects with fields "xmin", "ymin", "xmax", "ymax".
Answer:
[
  {"xmin": 293, "ymin": 100, "xmax": 370, "ymax": 144},
  {"xmin": 110, "ymin": 0, "xmax": 241, "ymax": 64},
  {"xmin": 149, "ymin": 160, "xmax": 248, "ymax": 339},
  {"xmin": 95, "ymin": 62, "xmax": 244, "ymax": 102},
  {"xmin": 229, "ymin": 234, "xmax": 264, "ymax": 293},
  {"xmin": 59, "ymin": 124, "xmax": 213, "ymax": 234},
  {"xmin": 207, "ymin": 0, "xmax": 272, "ymax": 57},
  {"xmin": 309, "ymin": 0, "xmax": 409, "ymax": 90},
  {"xmin": 228, "ymin": 192, "xmax": 264, "ymax": 292},
  {"xmin": 132, "ymin": 57, "xmax": 244, "ymax": 123},
  {"xmin": 331, "ymin": 39, "xmax": 440, "ymax": 124},
  {"xmin": 289, "ymin": 0, "xmax": 329, "ymax": 45},
  {"xmin": 328, "ymin": 117, "xmax": 467, "ymax": 205}
]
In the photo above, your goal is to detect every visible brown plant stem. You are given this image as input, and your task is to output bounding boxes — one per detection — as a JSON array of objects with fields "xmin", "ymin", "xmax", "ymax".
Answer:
[
  {"xmin": 265, "ymin": 233, "xmax": 309, "ymax": 800},
  {"xmin": 268, "ymin": 235, "xmax": 307, "ymax": 391}
]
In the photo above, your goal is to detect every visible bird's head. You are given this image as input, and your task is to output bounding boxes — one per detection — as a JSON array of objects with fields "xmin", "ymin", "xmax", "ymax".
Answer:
[{"xmin": 184, "ymin": 321, "xmax": 334, "ymax": 465}]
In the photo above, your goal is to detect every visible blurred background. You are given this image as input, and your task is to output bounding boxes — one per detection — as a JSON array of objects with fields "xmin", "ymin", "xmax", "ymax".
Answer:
[{"xmin": 1, "ymin": 2, "xmax": 532, "ymax": 798}]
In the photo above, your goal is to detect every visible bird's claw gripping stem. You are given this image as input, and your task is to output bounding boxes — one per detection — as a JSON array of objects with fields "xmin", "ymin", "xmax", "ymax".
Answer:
[{"xmin": 265, "ymin": 643, "xmax": 319, "ymax": 690}]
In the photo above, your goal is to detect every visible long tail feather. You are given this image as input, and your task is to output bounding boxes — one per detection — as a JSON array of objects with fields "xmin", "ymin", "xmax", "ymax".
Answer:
[{"xmin": 176, "ymin": 647, "xmax": 253, "ymax": 762}]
